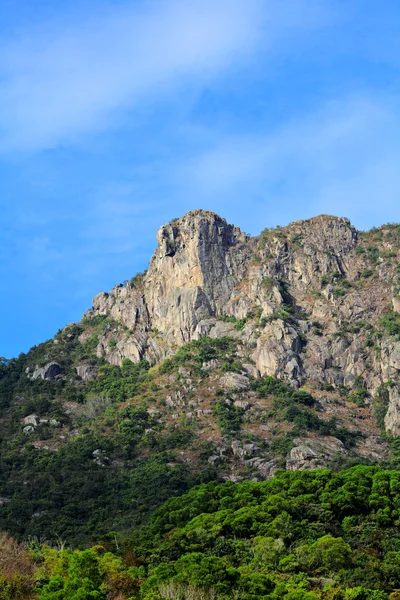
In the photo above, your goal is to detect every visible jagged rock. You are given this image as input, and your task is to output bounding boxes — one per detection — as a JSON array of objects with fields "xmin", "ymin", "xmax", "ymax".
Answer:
[
  {"xmin": 246, "ymin": 457, "xmax": 279, "ymax": 479},
  {"xmin": 76, "ymin": 364, "xmax": 97, "ymax": 382},
  {"xmin": 393, "ymin": 296, "xmax": 400, "ymax": 313},
  {"xmin": 202, "ymin": 359, "xmax": 219, "ymax": 370},
  {"xmin": 287, "ymin": 445, "xmax": 320, "ymax": 470},
  {"xmin": 208, "ymin": 454, "xmax": 223, "ymax": 465},
  {"xmin": 92, "ymin": 449, "xmax": 109, "ymax": 467},
  {"xmin": 147, "ymin": 408, "xmax": 160, "ymax": 416},
  {"xmin": 233, "ymin": 400, "xmax": 251, "ymax": 410},
  {"xmin": 38, "ymin": 419, "xmax": 61, "ymax": 427},
  {"xmin": 252, "ymin": 320, "xmax": 303, "ymax": 384},
  {"xmin": 31, "ymin": 362, "xmax": 63, "ymax": 380},
  {"xmin": 231, "ymin": 440, "xmax": 258, "ymax": 457},
  {"xmin": 242, "ymin": 363, "xmax": 260, "ymax": 378},
  {"xmin": 220, "ymin": 372, "xmax": 250, "ymax": 391},
  {"xmin": 384, "ymin": 386, "xmax": 400, "ymax": 435},
  {"xmin": 22, "ymin": 414, "xmax": 40, "ymax": 426},
  {"xmin": 82, "ymin": 210, "xmax": 400, "ymax": 435},
  {"xmin": 286, "ymin": 437, "xmax": 346, "ymax": 471},
  {"xmin": 144, "ymin": 210, "xmax": 250, "ymax": 346}
]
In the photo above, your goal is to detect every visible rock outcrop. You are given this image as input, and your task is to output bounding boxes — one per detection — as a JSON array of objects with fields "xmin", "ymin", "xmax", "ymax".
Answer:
[
  {"xmin": 29, "ymin": 362, "xmax": 63, "ymax": 380},
  {"xmin": 83, "ymin": 210, "xmax": 400, "ymax": 434},
  {"xmin": 286, "ymin": 437, "xmax": 346, "ymax": 471}
]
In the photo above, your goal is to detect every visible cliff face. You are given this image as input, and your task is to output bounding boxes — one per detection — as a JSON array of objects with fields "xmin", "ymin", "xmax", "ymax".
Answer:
[
  {"xmin": 85, "ymin": 210, "xmax": 400, "ymax": 435},
  {"xmin": 3, "ymin": 210, "xmax": 400, "ymax": 544}
]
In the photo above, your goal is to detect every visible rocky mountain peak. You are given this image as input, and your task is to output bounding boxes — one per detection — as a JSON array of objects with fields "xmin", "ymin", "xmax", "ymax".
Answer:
[
  {"xmin": 84, "ymin": 211, "xmax": 400, "ymax": 434},
  {"xmin": 144, "ymin": 210, "xmax": 250, "ymax": 345},
  {"xmin": 154, "ymin": 209, "xmax": 246, "ymax": 258}
]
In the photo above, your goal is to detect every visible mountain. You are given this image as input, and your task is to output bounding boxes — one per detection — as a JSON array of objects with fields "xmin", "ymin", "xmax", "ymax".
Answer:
[{"xmin": 1, "ymin": 210, "xmax": 400, "ymax": 547}]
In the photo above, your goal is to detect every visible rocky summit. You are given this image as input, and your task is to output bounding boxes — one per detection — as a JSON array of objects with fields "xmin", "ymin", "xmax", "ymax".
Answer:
[
  {"xmin": 1, "ymin": 210, "xmax": 400, "ymax": 545},
  {"xmin": 86, "ymin": 209, "xmax": 400, "ymax": 433}
]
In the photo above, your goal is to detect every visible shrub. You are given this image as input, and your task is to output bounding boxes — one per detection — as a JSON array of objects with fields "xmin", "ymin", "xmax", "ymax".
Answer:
[
  {"xmin": 361, "ymin": 268, "xmax": 374, "ymax": 278},
  {"xmin": 380, "ymin": 312, "xmax": 400, "ymax": 339}
]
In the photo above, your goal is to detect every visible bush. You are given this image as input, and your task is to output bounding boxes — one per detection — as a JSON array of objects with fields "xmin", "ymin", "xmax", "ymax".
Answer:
[{"xmin": 380, "ymin": 312, "xmax": 400, "ymax": 339}]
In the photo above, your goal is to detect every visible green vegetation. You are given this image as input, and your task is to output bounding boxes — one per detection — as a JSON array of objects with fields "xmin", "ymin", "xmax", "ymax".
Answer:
[
  {"xmin": 373, "ymin": 384, "xmax": 391, "ymax": 429},
  {"xmin": 159, "ymin": 337, "xmax": 239, "ymax": 374},
  {"xmin": 0, "ymin": 334, "xmax": 227, "ymax": 546},
  {"xmin": 252, "ymin": 375, "xmax": 314, "ymax": 406},
  {"xmin": 251, "ymin": 376, "xmax": 362, "ymax": 449},
  {"xmin": 361, "ymin": 268, "xmax": 374, "ymax": 278},
  {"xmin": 217, "ymin": 314, "xmax": 237, "ymax": 324},
  {"xmin": 2, "ymin": 217, "xmax": 400, "ymax": 599},
  {"xmin": 366, "ymin": 246, "xmax": 380, "ymax": 265},
  {"xmin": 320, "ymin": 272, "xmax": 352, "ymax": 297},
  {"xmin": 4, "ymin": 466, "xmax": 400, "ymax": 599},
  {"xmin": 261, "ymin": 276, "xmax": 275, "ymax": 290},
  {"xmin": 290, "ymin": 232, "xmax": 303, "ymax": 246},
  {"xmin": 214, "ymin": 401, "xmax": 244, "ymax": 436},
  {"xmin": 380, "ymin": 312, "xmax": 400, "ymax": 340},
  {"xmin": 129, "ymin": 271, "xmax": 147, "ymax": 288}
]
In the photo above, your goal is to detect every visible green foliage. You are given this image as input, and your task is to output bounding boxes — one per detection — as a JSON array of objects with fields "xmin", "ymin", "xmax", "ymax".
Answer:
[
  {"xmin": 252, "ymin": 375, "xmax": 314, "ymax": 407},
  {"xmin": 261, "ymin": 276, "xmax": 275, "ymax": 290},
  {"xmin": 216, "ymin": 314, "xmax": 237, "ymax": 324},
  {"xmin": 373, "ymin": 385, "xmax": 391, "ymax": 430},
  {"xmin": 4, "ymin": 466, "xmax": 400, "ymax": 598},
  {"xmin": 380, "ymin": 312, "xmax": 400, "ymax": 339},
  {"xmin": 127, "ymin": 465, "xmax": 400, "ymax": 599},
  {"xmin": 296, "ymin": 534, "xmax": 352, "ymax": 573},
  {"xmin": 348, "ymin": 388, "xmax": 369, "ymax": 407},
  {"xmin": 366, "ymin": 246, "xmax": 380, "ymax": 265},
  {"xmin": 260, "ymin": 305, "xmax": 293, "ymax": 326},
  {"xmin": 129, "ymin": 271, "xmax": 146, "ymax": 288},
  {"xmin": 159, "ymin": 337, "xmax": 239, "ymax": 374},
  {"xmin": 85, "ymin": 358, "xmax": 150, "ymax": 403},
  {"xmin": 213, "ymin": 402, "xmax": 243, "ymax": 437},
  {"xmin": 290, "ymin": 233, "xmax": 303, "ymax": 246},
  {"xmin": 320, "ymin": 272, "xmax": 352, "ymax": 296},
  {"xmin": 332, "ymin": 287, "xmax": 346, "ymax": 297}
]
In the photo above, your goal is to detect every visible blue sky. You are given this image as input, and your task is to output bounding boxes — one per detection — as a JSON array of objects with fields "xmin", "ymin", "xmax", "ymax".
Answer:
[{"xmin": 1, "ymin": 0, "xmax": 399, "ymax": 358}]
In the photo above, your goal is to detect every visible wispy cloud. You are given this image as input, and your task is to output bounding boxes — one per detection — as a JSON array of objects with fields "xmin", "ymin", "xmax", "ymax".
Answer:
[
  {"xmin": 0, "ymin": 0, "xmax": 333, "ymax": 152},
  {"xmin": 0, "ymin": 0, "xmax": 265, "ymax": 151},
  {"xmin": 180, "ymin": 94, "xmax": 400, "ymax": 230}
]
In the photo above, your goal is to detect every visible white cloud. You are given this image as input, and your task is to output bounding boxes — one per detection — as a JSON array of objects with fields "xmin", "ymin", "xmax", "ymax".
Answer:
[
  {"xmin": 181, "ymin": 95, "xmax": 400, "ymax": 229},
  {"xmin": 0, "ymin": 0, "xmax": 267, "ymax": 151},
  {"xmin": 0, "ymin": 0, "xmax": 334, "ymax": 152}
]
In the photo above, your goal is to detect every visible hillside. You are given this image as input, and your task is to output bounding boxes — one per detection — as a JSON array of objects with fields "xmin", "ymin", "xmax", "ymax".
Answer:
[
  {"xmin": 1, "ymin": 210, "xmax": 400, "ymax": 548},
  {"xmin": 3, "ymin": 466, "xmax": 400, "ymax": 599}
]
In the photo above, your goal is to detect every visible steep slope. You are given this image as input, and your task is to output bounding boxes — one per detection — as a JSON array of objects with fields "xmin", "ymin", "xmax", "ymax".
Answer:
[
  {"xmin": 4, "ymin": 466, "xmax": 400, "ymax": 600},
  {"xmin": 85, "ymin": 210, "xmax": 400, "ymax": 431},
  {"xmin": 1, "ymin": 210, "xmax": 400, "ymax": 544}
]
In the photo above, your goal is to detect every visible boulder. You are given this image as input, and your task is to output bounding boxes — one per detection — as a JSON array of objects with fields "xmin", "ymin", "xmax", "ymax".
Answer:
[
  {"xmin": 76, "ymin": 364, "xmax": 97, "ymax": 382},
  {"xmin": 22, "ymin": 414, "xmax": 40, "ymax": 426},
  {"xmin": 220, "ymin": 372, "xmax": 250, "ymax": 391},
  {"xmin": 286, "ymin": 437, "xmax": 346, "ymax": 471},
  {"xmin": 31, "ymin": 362, "xmax": 63, "ymax": 380}
]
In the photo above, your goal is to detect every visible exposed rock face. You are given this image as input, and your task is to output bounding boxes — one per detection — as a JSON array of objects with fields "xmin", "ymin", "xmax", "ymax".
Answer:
[
  {"xmin": 76, "ymin": 364, "xmax": 98, "ymax": 382},
  {"xmin": 220, "ymin": 372, "xmax": 250, "ymax": 391},
  {"xmin": 145, "ymin": 211, "xmax": 250, "ymax": 345},
  {"xmin": 286, "ymin": 437, "xmax": 346, "ymax": 471},
  {"xmin": 23, "ymin": 414, "xmax": 40, "ymax": 426},
  {"xmin": 384, "ymin": 386, "xmax": 400, "ymax": 435},
  {"xmin": 84, "ymin": 209, "xmax": 400, "ymax": 434},
  {"xmin": 30, "ymin": 362, "xmax": 63, "ymax": 380}
]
